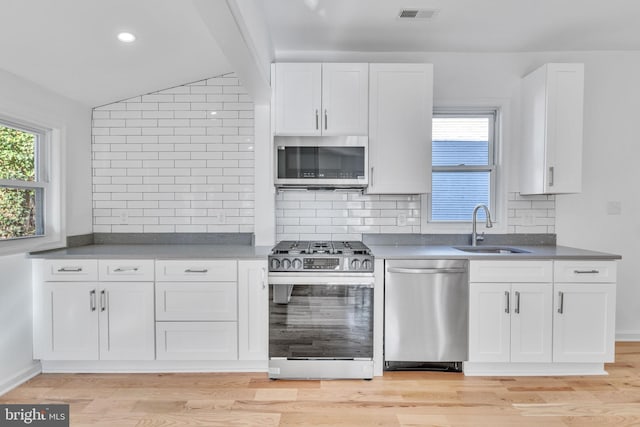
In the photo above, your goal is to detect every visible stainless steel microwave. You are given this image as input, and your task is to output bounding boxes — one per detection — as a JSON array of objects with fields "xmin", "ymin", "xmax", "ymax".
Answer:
[{"xmin": 274, "ymin": 136, "xmax": 368, "ymax": 188}]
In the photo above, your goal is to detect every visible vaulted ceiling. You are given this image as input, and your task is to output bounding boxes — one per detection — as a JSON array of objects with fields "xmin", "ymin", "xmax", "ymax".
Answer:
[{"xmin": 2, "ymin": 0, "xmax": 639, "ymax": 107}]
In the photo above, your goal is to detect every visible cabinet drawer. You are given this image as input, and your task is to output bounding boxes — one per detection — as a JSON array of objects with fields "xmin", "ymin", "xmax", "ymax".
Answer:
[
  {"xmin": 155, "ymin": 322, "xmax": 238, "ymax": 360},
  {"xmin": 43, "ymin": 260, "xmax": 98, "ymax": 281},
  {"xmin": 554, "ymin": 260, "xmax": 617, "ymax": 283},
  {"xmin": 155, "ymin": 282, "xmax": 237, "ymax": 321},
  {"xmin": 98, "ymin": 260, "xmax": 155, "ymax": 281},
  {"xmin": 155, "ymin": 260, "xmax": 237, "ymax": 282},
  {"xmin": 470, "ymin": 260, "xmax": 552, "ymax": 283}
]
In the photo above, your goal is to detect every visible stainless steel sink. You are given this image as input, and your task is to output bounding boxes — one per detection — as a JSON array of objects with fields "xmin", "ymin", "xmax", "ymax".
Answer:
[{"xmin": 453, "ymin": 246, "xmax": 531, "ymax": 254}]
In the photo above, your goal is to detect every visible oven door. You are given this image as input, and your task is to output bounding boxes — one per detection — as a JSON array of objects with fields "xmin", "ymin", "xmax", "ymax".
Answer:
[{"xmin": 268, "ymin": 273, "xmax": 374, "ymax": 361}]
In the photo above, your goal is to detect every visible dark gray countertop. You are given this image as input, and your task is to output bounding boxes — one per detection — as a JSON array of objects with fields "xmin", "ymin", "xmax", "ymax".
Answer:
[
  {"xmin": 369, "ymin": 244, "xmax": 621, "ymax": 260},
  {"xmin": 30, "ymin": 243, "xmax": 620, "ymax": 261},
  {"xmin": 29, "ymin": 244, "xmax": 272, "ymax": 259}
]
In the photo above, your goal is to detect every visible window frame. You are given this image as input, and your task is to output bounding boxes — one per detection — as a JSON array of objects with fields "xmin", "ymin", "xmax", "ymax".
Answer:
[
  {"xmin": 0, "ymin": 114, "xmax": 64, "ymax": 255},
  {"xmin": 421, "ymin": 103, "xmax": 508, "ymax": 235},
  {"xmin": 429, "ymin": 109, "xmax": 498, "ymax": 223}
]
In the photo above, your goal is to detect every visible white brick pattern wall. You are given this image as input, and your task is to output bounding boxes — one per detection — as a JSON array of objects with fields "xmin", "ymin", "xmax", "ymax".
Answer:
[
  {"xmin": 276, "ymin": 192, "xmax": 422, "ymax": 241},
  {"xmin": 92, "ymin": 73, "xmax": 255, "ymax": 233},
  {"xmin": 276, "ymin": 191, "xmax": 555, "ymax": 241}
]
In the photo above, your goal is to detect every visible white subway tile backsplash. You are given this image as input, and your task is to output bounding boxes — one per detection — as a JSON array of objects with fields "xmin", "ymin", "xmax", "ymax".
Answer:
[
  {"xmin": 275, "ymin": 191, "xmax": 555, "ymax": 241},
  {"xmin": 92, "ymin": 74, "xmax": 255, "ymax": 233}
]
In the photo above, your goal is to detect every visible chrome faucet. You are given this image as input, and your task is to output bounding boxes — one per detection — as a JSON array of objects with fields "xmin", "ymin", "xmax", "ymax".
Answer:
[{"xmin": 471, "ymin": 204, "xmax": 493, "ymax": 246}]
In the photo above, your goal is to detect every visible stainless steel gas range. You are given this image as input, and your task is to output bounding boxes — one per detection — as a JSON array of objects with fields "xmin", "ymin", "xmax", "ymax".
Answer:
[{"xmin": 268, "ymin": 241, "xmax": 375, "ymax": 379}]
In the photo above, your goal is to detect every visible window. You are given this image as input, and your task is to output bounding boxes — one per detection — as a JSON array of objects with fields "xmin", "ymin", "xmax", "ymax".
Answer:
[
  {"xmin": 0, "ymin": 122, "xmax": 47, "ymax": 240},
  {"xmin": 430, "ymin": 110, "xmax": 497, "ymax": 222}
]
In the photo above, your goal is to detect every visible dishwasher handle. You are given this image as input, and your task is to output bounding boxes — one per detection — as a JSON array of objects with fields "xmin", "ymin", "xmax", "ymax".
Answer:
[{"xmin": 387, "ymin": 267, "xmax": 467, "ymax": 274}]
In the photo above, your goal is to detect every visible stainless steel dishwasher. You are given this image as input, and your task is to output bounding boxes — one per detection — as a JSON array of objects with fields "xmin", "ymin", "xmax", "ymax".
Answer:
[{"xmin": 384, "ymin": 259, "xmax": 468, "ymax": 371}]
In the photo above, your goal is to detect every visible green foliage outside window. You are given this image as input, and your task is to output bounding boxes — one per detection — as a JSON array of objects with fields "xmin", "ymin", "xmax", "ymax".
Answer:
[{"xmin": 0, "ymin": 126, "xmax": 37, "ymax": 239}]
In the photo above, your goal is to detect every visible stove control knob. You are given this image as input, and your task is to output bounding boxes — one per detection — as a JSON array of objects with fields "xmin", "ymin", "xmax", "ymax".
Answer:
[
  {"xmin": 350, "ymin": 259, "xmax": 361, "ymax": 270},
  {"xmin": 282, "ymin": 258, "xmax": 291, "ymax": 270},
  {"xmin": 292, "ymin": 258, "xmax": 302, "ymax": 270},
  {"xmin": 362, "ymin": 259, "xmax": 372, "ymax": 270},
  {"xmin": 270, "ymin": 258, "xmax": 281, "ymax": 270}
]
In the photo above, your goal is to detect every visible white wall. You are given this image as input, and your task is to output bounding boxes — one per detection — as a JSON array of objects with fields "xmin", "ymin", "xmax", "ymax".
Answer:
[
  {"xmin": 0, "ymin": 69, "xmax": 93, "ymax": 237},
  {"xmin": 0, "ymin": 254, "xmax": 39, "ymax": 394},
  {"xmin": 0, "ymin": 69, "xmax": 91, "ymax": 393}
]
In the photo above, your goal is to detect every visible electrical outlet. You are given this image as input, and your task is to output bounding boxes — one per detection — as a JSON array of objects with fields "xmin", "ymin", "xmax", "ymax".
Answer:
[
  {"xmin": 522, "ymin": 212, "xmax": 535, "ymax": 226},
  {"xmin": 119, "ymin": 211, "xmax": 128, "ymax": 224},
  {"xmin": 397, "ymin": 213, "xmax": 407, "ymax": 227}
]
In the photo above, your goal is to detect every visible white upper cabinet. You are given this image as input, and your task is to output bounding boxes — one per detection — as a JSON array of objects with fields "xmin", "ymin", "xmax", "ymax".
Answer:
[
  {"xmin": 520, "ymin": 63, "xmax": 585, "ymax": 194},
  {"xmin": 274, "ymin": 63, "xmax": 368, "ymax": 136},
  {"xmin": 367, "ymin": 63, "xmax": 433, "ymax": 194}
]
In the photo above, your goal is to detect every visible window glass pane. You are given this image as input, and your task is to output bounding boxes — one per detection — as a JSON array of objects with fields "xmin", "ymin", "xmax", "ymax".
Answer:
[
  {"xmin": 0, "ymin": 126, "xmax": 36, "ymax": 181},
  {"xmin": 431, "ymin": 172, "xmax": 490, "ymax": 221},
  {"xmin": 432, "ymin": 117, "xmax": 489, "ymax": 166},
  {"xmin": 0, "ymin": 187, "xmax": 43, "ymax": 239}
]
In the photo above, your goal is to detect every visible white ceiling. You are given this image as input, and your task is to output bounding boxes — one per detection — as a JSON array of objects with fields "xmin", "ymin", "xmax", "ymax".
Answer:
[
  {"xmin": 2, "ymin": 0, "xmax": 640, "ymax": 108},
  {"xmin": 0, "ymin": 0, "xmax": 231, "ymax": 107},
  {"xmin": 261, "ymin": 0, "xmax": 640, "ymax": 54}
]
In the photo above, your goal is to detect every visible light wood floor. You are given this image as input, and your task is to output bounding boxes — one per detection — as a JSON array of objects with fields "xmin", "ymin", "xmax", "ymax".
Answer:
[{"xmin": 2, "ymin": 342, "xmax": 640, "ymax": 427}]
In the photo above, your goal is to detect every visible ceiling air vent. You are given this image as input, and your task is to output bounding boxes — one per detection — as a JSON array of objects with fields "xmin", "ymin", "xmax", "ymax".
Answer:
[{"xmin": 398, "ymin": 9, "xmax": 439, "ymax": 20}]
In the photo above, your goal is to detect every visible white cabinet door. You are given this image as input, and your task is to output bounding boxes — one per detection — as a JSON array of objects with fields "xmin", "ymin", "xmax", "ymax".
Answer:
[
  {"xmin": 510, "ymin": 284, "xmax": 552, "ymax": 363},
  {"xmin": 99, "ymin": 282, "xmax": 155, "ymax": 360},
  {"xmin": 238, "ymin": 260, "xmax": 268, "ymax": 361},
  {"xmin": 156, "ymin": 322, "xmax": 238, "ymax": 360},
  {"xmin": 553, "ymin": 283, "xmax": 616, "ymax": 363},
  {"xmin": 469, "ymin": 283, "xmax": 510, "ymax": 362},
  {"xmin": 321, "ymin": 63, "xmax": 368, "ymax": 136},
  {"xmin": 43, "ymin": 282, "xmax": 99, "ymax": 360},
  {"xmin": 155, "ymin": 282, "xmax": 238, "ymax": 321},
  {"xmin": 274, "ymin": 63, "xmax": 322, "ymax": 136},
  {"xmin": 520, "ymin": 63, "xmax": 584, "ymax": 194},
  {"xmin": 368, "ymin": 63, "xmax": 433, "ymax": 194}
]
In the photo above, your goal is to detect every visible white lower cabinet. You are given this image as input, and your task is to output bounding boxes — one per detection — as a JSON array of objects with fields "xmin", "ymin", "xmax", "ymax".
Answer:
[
  {"xmin": 469, "ymin": 282, "xmax": 552, "ymax": 363},
  {"xmin": 154, "ymin": 259, "xmax": 239, "ymax": 361},
  {"xmin": 553, "ymin": 261, "xmax": 617, "ymax": 363},
  {"xmin": 467, "ymin": 259, "xmax": 617, "ymax": 375},
  {"xmin": 238, "ymin": 260, "xmax": 268, "ymax": 361},
  {"xmin": 42, "ymin": 281, "xmax": 155, "ymax": 361},
  {"xmin": 156, "ymin": 322, "xmax": 237, "ymax": 360}
]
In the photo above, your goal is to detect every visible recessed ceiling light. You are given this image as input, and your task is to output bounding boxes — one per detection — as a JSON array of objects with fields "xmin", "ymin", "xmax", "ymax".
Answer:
[{"xmin": 117, "ymin": 32, "xmax": 136, "ymax": 43}]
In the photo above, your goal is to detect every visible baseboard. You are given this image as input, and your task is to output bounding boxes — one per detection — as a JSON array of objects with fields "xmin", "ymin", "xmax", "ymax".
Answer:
[
  {"xmin": 41, "ymin": 360, "xmax": 267, "ymax": 373},
  {"xmin": 616, "ymin": 332, "xmax": 640, "ymax": 341},
  {"xmin": 463, "ymin": 362, "xmax": 607, "ymax": 376},
  {"xmin": 0, "ymin": 362, "xmax": 42, "ymax": 396}
]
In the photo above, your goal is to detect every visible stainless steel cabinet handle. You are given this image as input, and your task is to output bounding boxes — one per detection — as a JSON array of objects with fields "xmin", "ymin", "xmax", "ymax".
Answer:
[
  {"xmin": 261, "ymin": 267, "xmax": 266, "ymax": 290},
  {"xmin": 515, "ymin": 291, "xmax": 520, "ymax": 314},
  {"xmin": 185, "ymin": 268, "xmax": 208, "ymax": 273},
  {"xmin": 504, "ymin": 291, "xmax": 510, "ymax": 314},
  {"xmin": 114, "ymin": 267, "xmax": 139, "ymax": 272},
  {"xmin": 370, "ymin": 167, "xmax": 374, "ymax": 186},
  {"xmin": 100, "ymin": 290, "xmax": 106, "ymax": 312},
  {"xmin": 324, "ymin": 109, "xmax": 328, "ymax": 130},
  {"xmin": 548, "ymin": 166, "xmax": 555, "ymax": 187},
  {"xmin": 315, "ymin": 109, "xmax": 319, "ymax": 130},
  {"xmin": 573, "ymin": 269, "xmax": 600, "ymax": 274},
  {"xmin": 387, "ymin": 267, "xmax": 467, "ymax": 274},
  {"xmin": 90, "ymin": 290, "xmax": 96, "ymax": 312},
  {"xmin": 557, "ymin": 291, "xmax": 564, "ymax": 314},
  {"xmin": 58, "ymin": 267, "xmax": 82, "ymax": 272}
]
